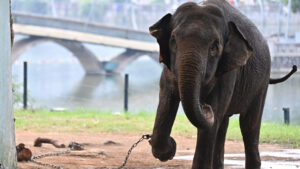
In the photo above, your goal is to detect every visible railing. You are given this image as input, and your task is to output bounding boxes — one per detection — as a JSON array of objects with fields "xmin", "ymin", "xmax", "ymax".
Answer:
[
  {"xmin": 273, "ymin": 42, "xmax": 300, "ymax": 57},
  {"xmin": 12, "ymin": 12, "xmax": 154, "ymax": 42},
  {"xmin": 271, "ymin": 42, "xmax": 300, "ymax": 69}
]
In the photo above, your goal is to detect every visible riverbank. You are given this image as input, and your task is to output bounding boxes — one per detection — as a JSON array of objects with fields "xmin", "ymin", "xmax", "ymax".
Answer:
[{"xmin": 14, "ymin": 109, "xmax": 300, "ymax": 148}]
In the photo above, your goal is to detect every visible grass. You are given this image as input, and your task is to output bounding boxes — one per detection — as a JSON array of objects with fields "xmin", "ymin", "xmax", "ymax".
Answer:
[
  {"xmin": 14, "ymin": 109, "xmax": 300, "ymax": 148},
  {"xmin": 227, "ymin": 119, "xmax": 300, "ymax": 147}
]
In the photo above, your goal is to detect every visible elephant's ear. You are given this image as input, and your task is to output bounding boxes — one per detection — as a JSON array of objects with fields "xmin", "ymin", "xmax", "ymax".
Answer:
[
  {"xmin": 216, "ymin": 21, "xmax": 253, "ymax": 76},
  {"xmin": 149, "ymin": 13, "xmax": 172, "ymax": 69}
]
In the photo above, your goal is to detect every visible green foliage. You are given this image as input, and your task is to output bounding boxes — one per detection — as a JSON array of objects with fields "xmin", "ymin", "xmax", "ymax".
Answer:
[
  {"xmin": 291, "ymin": 0, "xmax": 300, "ymax": 12},
  {"xmin": 283, "ymin": 0, "xmax": 300, "ymax": 13},
  {"xmin": 14, "ymin": 109, "xmax": 300, "ymax": 147},
  {"xmin": 12, "ymin": 76, "xmax": 35, "ymax": 108},
  {"xmin": 12, "ymin": 76, "xmax": 22, "ymax": 106},
  {"xmin": 12, "ymin": 82, "xmax": 22, "ymax": 105},
  {"xmin": 226, "ymin": 118, "xmax": 300, "ymax": 147}
]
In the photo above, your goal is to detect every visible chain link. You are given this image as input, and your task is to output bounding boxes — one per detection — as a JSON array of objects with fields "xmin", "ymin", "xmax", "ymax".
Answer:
[
  {"xmin": 117, "ymin": 134, "xmax": 151, "ymax": 169},
  {"xmin": 30, "ymin": 142, "xmax": 80, "ymax": 169},
  {"xmin": 29, "ymin": 135, "xmax": 151, "ymax": 169}
]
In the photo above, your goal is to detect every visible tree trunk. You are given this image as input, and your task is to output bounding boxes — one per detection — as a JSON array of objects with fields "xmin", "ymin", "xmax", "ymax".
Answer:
[{"xmin": 0, "ymin": 0, "xmax": 17, "ymax": 168}]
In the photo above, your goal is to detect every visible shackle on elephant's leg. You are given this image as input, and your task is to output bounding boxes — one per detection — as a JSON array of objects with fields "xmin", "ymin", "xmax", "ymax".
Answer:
[{"xmin": 149, "ymin": 136, "xmax": 176, "ymax": 162}]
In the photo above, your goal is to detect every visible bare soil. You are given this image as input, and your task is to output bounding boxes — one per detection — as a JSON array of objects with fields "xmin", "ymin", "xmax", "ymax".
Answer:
[{"xmin": 15, "ymin": 131, "xmax": 294, "ymax": 169}]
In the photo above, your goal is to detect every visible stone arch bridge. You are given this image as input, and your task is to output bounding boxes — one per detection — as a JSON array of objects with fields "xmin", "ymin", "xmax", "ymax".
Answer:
[{"xmin": 12, "ymin": 13, "xmax": 159, "ymax": 74}]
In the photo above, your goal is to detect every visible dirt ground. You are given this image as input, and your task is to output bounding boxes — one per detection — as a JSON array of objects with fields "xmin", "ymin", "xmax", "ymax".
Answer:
[{"xmin": 15, "ymin": 131, "xmax": 297, "ymax": 169}]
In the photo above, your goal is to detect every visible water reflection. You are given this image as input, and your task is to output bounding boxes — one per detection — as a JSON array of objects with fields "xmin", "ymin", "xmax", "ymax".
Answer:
[{"xmin": 65, "ymin": 75, "xmax": 122, "ymax": 109}]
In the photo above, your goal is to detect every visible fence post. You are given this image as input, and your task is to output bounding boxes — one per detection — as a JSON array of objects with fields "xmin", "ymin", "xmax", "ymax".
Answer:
[
  {"xmin": 23, "ymin": 61, "xmax": 27, "ymax": 109},
  {"xmin": 0, "ymin": 0, "xmax": 18, "ymax": 168},
  {"xmin": 283, "ymin": 108, "xmax": 290, "ymax": 125},
  {"xmin": 124, "ymin": 74, "xmax": 129, "ymax": 112}
]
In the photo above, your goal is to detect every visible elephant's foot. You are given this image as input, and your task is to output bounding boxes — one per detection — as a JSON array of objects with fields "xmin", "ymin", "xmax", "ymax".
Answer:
[{"xmin": 149, "ymin": 136, "xmax": 176, "ymax": 162}]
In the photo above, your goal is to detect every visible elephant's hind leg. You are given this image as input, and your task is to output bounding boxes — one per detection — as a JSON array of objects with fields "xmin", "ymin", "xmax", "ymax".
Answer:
[
  {"xmin": 213, "ymin": 117, "xmax": 229, "ymax": 169},
  {"xmin": 239, "ymin": 91, "xmax": 267, "ymax": 169}
]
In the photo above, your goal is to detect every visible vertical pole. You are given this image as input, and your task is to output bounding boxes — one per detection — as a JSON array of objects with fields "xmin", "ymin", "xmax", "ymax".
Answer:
[
  {"xmin": 130, "ymin": 4, "xmax": 138, "ymax": 30},
  {"xmin": 283, "ymin": 108, "xmax": 290, "ymax": 125},
  {"xmin": 50, "ymin": 0, "xmax": 57, "ymax": 17},
  {"xmin": 285, "ymin": 0, "xmax": 292, "ymax": 40},
  {"xmin": 0, "ymin": 0, "xmax": 18, "ymax": 168},
  {"xmin": 277, "ymin": 0, "xmax": 283, "ymax": 37},
  {"xmin": 23, "ymin": 61, "xmax": 27, "ymax": 109},
  {"xmin": 258, "ymin": 0, "xmax": 265, "ymax": 30},
  {"xmin": 124, "ymin": 74, "xmax": 129, "ymax": 112}
]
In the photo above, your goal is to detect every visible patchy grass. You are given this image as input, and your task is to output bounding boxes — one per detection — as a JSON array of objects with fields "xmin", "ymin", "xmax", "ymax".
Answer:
[
  {"xmin": 226, "ymin": 118, "xmax": 300, "ymax": 148},
  {"xmin": 14, "ymin": 109, "xmax": 300, "ymax": 147}
]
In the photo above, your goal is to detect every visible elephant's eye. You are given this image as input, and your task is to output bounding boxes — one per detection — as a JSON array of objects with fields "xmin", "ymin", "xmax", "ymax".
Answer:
[{"xmin": 209, "ymin": 41, "xmax": 219, "ymax": 56}]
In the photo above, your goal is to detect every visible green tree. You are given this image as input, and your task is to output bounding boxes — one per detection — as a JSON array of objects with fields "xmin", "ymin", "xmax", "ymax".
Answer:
[
  {"xmin": 283, "ymin": 0, "xmax": 300, "ymax": 13},
  {"xmin": 291, "ymin": 0, "xmax": 300, "ymax": 13},
  {"xmin": 12, "ymin": 81, "xmax": 22, "ymax": 106}
]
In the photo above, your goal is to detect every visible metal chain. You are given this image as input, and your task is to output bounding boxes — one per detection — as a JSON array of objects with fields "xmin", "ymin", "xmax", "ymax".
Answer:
[
  {"xmin": 30, "ymin": 142, "xmax": 80, "ymax": 169},
  {"xmin": 117, "ymin": 134, "xmax": 151, "ymax": 169},
  {"xmin": 28, "ymin": 135, "xmax": 152, "ymax": 169}
]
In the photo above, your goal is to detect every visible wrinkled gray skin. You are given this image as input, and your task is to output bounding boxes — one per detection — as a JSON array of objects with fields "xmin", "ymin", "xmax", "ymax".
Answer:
[{"xmin": 149, "ymin": 1, "xmax": 272, "ymax": 169}]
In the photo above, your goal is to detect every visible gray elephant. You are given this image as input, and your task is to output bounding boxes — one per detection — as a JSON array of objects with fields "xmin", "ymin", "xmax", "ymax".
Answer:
[{"xmin": 148, "ymin": 0, "xmax": 297, "ymax": 169}]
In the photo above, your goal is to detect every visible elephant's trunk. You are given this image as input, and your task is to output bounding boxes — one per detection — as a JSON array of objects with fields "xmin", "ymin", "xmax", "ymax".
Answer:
[{"xmin": 178, "ymin": 49, "xmax": 214, "ymax": 129}]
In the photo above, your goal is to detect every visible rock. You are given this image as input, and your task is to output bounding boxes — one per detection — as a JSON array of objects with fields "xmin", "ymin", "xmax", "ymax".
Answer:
[
  {"xmin": 98, "ymin": 150, "xmax": 107, "ymax": 156},
  {"xmin": 69, "ymin": 142, "xmax": 84, "ymax": 150},
  {"xmin": 102, "ymin": 140, "xmax": 120, "ymax": 146}
]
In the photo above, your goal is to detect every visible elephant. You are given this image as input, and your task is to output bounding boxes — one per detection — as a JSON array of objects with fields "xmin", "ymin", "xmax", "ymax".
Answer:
[{"xmin": 148, "ymin": 1, "xmax": 297, "ymax": 169}]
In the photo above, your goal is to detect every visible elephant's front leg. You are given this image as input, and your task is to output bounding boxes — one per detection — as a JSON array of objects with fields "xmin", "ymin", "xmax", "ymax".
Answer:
[
  {"xmin": 193, "ymin": 75, "xmax": 235, "ymax": 169},
  {"xmin": 149, "ymin": 70, "xmax": 180, "ymax": 162},
  {"xmin": 192, "ymin": 126, "xmax": 218, "ymax": 169}
]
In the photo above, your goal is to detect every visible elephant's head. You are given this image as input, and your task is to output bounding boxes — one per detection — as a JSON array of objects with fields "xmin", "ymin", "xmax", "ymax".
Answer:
[{"xmin": 150, "ymin": 2, "xmax": 252, "ymax": 129}]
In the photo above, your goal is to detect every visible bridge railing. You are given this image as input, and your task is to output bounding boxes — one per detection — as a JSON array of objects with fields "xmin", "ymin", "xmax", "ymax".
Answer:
[{"xmin": 12, "ymin": 12, "xmax": 155, "ymax": 43}]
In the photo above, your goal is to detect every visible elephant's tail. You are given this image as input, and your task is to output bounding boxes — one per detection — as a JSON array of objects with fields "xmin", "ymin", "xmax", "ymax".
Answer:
[{"xmin": 269, "ymin": 65, "xmax": 297, "ymax": 84}]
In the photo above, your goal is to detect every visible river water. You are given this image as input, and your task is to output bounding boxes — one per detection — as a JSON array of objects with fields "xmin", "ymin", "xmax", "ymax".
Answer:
[{"xmin": 12, "ymin": 36, "xmax": 300, "ymax": 125}]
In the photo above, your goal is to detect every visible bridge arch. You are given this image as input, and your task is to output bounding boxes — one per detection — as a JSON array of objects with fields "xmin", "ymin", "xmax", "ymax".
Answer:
[
  {"xmin": 109, "ymin": 49, "xmax": 159, "ymax": 73},
  {"xmin": 12, "ymin": 36, "xmax": 105, "ymax": 74}
]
